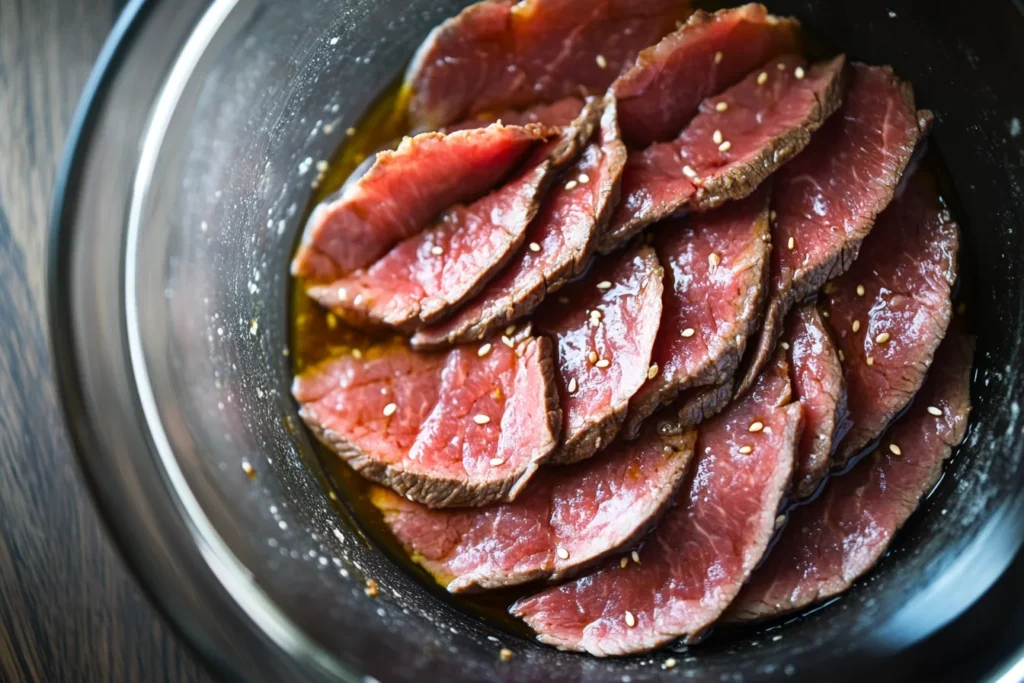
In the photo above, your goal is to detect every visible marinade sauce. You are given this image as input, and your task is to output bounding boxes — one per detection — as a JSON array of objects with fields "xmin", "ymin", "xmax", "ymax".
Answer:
[{"xmin": 288, "ymin": 6, "xmax": 975, "ymax": 643}]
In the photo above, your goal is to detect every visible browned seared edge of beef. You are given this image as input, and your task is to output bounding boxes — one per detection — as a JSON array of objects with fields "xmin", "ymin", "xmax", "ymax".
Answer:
[
  {"xmin": 825, "ymin": 170, "xmax": 958, "ymax": 467},
  {"xmin": 511, "ymin": 350, "xmax": 801, "ymax": 656},
  {"xmin": 293, "ymin": 332, "xmax": 560, "ymax": 508},
  {"xmin": 535, "ymin": 243, "xmax": 664, "ymax": 465},
  {"xmin": 293, "ymin": 123, "xmax": 555, "ymax": 283},
  {"xmin": 369, "ymin": 419, "xmax": 696, "ymax": 592},
  {"xmin": 784, "ymin": 304, "xmax": 847, "ymax": 499},
  {"xmin": 411, "ymin": 95, "xmax": 628, "ymax": 349},
  {"xmin": 676, "ymin": 381, "xmax": 735, "ymax": 430},
  {"xmin": 600, "ymin": 53, "xmax": 846, "ymax": 252},
  {"xmin": 405, "ymin": 0, "xmax": 685, "ymax": 130},
  {"xmin": 306, "ymin": 101, "xmax": 601, "ymax": 331},
  {"xmin": 623, "ymin": 187, "xmax": 771, "ymax": 438},
  {"xmin": 727, "ymin": 325, "xmax": 973, "ymax": 622},
  {"xmin": 734, "ymin": 63, "xmax": 926, "ymax": 399}
]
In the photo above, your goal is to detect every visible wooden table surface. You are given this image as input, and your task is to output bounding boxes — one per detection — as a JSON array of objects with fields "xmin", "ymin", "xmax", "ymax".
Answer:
[{"xmin": 0, "ymin": 1, "xmax": 212, "ymax": 681}]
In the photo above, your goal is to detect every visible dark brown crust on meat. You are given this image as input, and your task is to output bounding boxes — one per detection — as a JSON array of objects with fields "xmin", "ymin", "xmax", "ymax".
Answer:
[
  {"xmin": 299, "ymin": 336, "xmax": 561, "ymax": 508},
  {"xmin": 692, "ymin": 54, "xmax": 847, "ymax": 211},
  {"xmin": 411, "ymin": 96, "xmax": 626, "ymax": 349},
  {"xmin": 677, "ymin": 381, "xmax": 735, "ymax": 429},
  {"xmin": 734, "ymin": 64, "xmax": 924, "ymax": 399}
]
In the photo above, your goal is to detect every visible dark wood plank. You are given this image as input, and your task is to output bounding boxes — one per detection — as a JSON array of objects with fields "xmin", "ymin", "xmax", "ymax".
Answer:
[{"xmin": 0, "ymin": 1, "xmax": 211, "ymax": 681}]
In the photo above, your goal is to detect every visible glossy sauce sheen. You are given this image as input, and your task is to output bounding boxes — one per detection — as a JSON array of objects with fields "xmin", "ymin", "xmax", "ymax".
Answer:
[{"xmin": 290, "ymin": 7, "xmax": 975, "ymax": 642}]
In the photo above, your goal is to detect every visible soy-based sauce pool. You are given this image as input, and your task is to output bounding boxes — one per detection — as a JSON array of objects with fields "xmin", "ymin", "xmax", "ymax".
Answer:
[{"xmin": 288, "ymin": 7, "xmax": 976, "ymax": 645}]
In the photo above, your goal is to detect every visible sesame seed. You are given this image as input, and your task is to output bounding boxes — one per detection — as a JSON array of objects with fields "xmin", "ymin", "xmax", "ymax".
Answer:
[
  {"xmin": 501, "ymin": 335, "xmax": 514, "ymax": 348},
  {"xmin": 624, "ymin": 611, "xmax": 637, "ymax": 627},
  {"xmin": 383, "ymin": 403, "xmax": 397, "ymax": 417},
  {"xmin": 352, "ymin": 348, "xmax": 363, "ymax": 359},
  {"xmin": 315, "ymin": 160, "xmax": 329, "ymax": 172},
  {"xmin": 663, "ymin": 658, "xmax": 678, "ymax": 670},
  {"xmin": 719, "ymin": 140, "xmax": 732, "ymax": 152},
  {"xmin": 777, "ymin": 62, "xmax": 787, "ymax": 71},
  {"xmin": 857, "ymin": 284, "xmax": 866, "ymax": 296},
  {"xmin": 716, "ymin": 101, "xmax": 729, "ymax": 112},
  {"xmin": 588, "ymin": 351, "xmax": 599, "ymax": 363},
  {"xmin": 506, "ymin": 325, "xmax": 516, "ymax": 336},
  {"xmin": 365, "ymin": 578, "xmax": 379, "ymax": 597},
  {"xmin": 838, "ymin": 350, "xmax": 845, "ymax": 361},
  {"xmin": 795, "ymin": 66, "xmax": 806, "ymax": 80},
  {"xmin": 714, "ymin": 51, "xmax": 723, "ymax": 64},
  {"xmin": 430, "ymin": 245, "xmax": 444, "ymax": 255},
  {"xmin": 323, "ymin": 123, "xmax": 335, "ymax": 134},
  {"xmin": 578, "ymin": 173, "xmax": 590, "ymax": 184},
  {"xmin": 242, "ymin": 461, "xmax": 256, "ymax": 479},
  {"xmin": 499, "ymin": 648, "xmax": 513, "ymax": 662},
  {"xmin": 780, "ymin": 341, "xmax": 790, "ymax": 350},
  {"xmin": 568, "ymin": 377, "xmax": 578, "ymax": 393},
  {"xmin": 875, "ymin": 332, "xmax": 891, "ymax": 344},
  {"xmin": 565, "ymin": 180, "xmax": 578, "ymax": 190},
  {"xmin": 927, "ymin": 406, "xmax": 943, "ymax": 416},
  {"xmin": 489, "ymin": 457, "xmax": 505, "ymax": 467},
  {"xmin": 770, "ymin": 210, "xmax": 777, "ymax": 221},
  {"xmin": 478, "ymin": 343, "xmax": 492, "ymax": 357},
  {"xmin": 682, "ymin": 328, "xmax": 696, "ymax": 338},
  {"xmin": 631, "ymin": 550, "xmax": 641, "ymax": 564},
  {"xmin": 787, "ymin": 236, "xmax": 796, "ymax": 250},
  {"xmin": 346, "ymin": 127, "xmax": 357, "ymax": 136},
  {"xmin": 648, "ymin": 364, "xmax": 659, "ymax": 380},
  {"xmin": 889, "ymin": 443, "xmax": 902, "ymax": 456},
  {"xmin": 620, "ymin": 557, "xmax": 629, "ymax": 569},
  {"xmin": 556, "ymin": 547, "xmax": 570, "ymax": 560},
  {"xmin": 713, "ymin": 129, "xmax": 724, "ymax": 145},
  {"xmin": 852, "ymin": 320, "xmax": 861, "ymax": 333},
  {"xmin": 596, "ymin": 54, "xmax": 608, "ymax": 69},
  {"xmin": 474, "ymin": 414, "xmax": 491, "ymax": 425},
  {"xmin": 596, "ymin": 280, "xmax": 612, "ymax": 290},
  {"xmin": 866, "ymin": 356, "xmax": 875, "ymax": 366},
  {"xmin": 709, "ymin": 252, "xmax": 721, "ymax": 267},
  {"xmin": 757, "ymin": 71, "xmax": 768, "ymax": 86},
  {"xmin": 595, "ymin": 359, "xmax": 611, "ymax": 368},
  {"xmin": 739, "ymin": 445, "xmax": 753, "ymax": 454},
  {"xmin": 749, "ymin": 421, "xmax": 764, "ymax": 433},
  {"xmin": 683, "ymin": 165, "xmax": 698, "ymax": 178}
]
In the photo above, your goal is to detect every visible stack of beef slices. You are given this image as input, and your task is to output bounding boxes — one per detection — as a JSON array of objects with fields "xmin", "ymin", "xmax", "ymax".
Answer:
[{"xmin": 291, "ymin": 0, "xmax": 971, "ymax": 656}]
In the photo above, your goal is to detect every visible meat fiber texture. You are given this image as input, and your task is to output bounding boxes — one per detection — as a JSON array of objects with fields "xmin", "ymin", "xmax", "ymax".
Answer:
[
  {"xmin": 534, "ymin": 243, "xmax": 664, "ymax": 465},
  {"xmin": 728, "ymin": 327, "xmax": 973, "ymax": 621},
  {"xmin": 292, "ymin": 335, "xmax": 560, "ymax": 508},
  {"xmin": 307, "ymin": 102, "xmax": 601, "ymax": 331},
  {"xmin": 624, "ymin": 186, "xmax": 771, "ymax": 437},
  {"xmin": 512, "ymin": 350, "xmax": 802, "ymax": 656},
  {"xmin": 405, "ymin": 0, "xmax": 686, "ymax": 129},
  {"xmin": 601, "ymin": 53, "xmax": 846, "ymax": 251},
  {"xmin": 785, "ymin": 304, "xmax": 847, "ymax": 499},
  {"xmin": 369, "ymin": 416, "xmax": 696, "ymax": 592},
  {"xmin": 824, "ymin": 170, "xmax": 958, "ymax": 467},
  {"xmin": 413, "ymin": 96, "xmax": 628, "ymax": 348},
  {"xmin": 613, "ymin": 2, "xmax": 800, "ymax": 147},
  {"xmin": 292, "ymin": 123, "xmax": 553, "ymax": 282},
  {"xmin": 735, "ymin": 63, "xmax": 926, "ymax": 397}
]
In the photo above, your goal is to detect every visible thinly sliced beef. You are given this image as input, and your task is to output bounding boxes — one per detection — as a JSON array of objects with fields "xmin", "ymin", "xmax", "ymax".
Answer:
[
  {"xmin": 677, "ymin": 381, "xmax": 734, "ymax": 429},
  {"xmin": 535, "ymin": 244, "xmax": 664, "ymax": 465},
  {"xmin": 444, "ymin": 97, "xmax": 586, "ymax": 133},
  {"xmin": 369, "ymin": 417, "xmax": 696, "ymax": 592},
  {"xmin": 735, "ymin": 64, "xmax": 926, "ymax": 397},
  {"xmin": 308, "ymin": 104, "xmax": 600, "ymax": 330},
  {"xmin": 624, "ymin": 187, "xmax": 770, "ymax": 437},
  {"xmin": 512, "ymin": 351, "xmax": 802, "ymax": 656},
  {"xmin": 405, "ymin": 0, "xmax": 685, "ymax": 129},
  {"xmin": 293, "ymin": 336, "xmax": 560, "ymax": 508},
  {"xmin": 613, "ymin": 3, "xmax": 800, "ymax": 146},
  {"xmin": 413, "ymin": 97, "xmax": 628, "ymax": 348},
  {"xmin": 728, "ymin": 328, "xmax": 973, "ymax": 622},
  {"xmin": 785, "ymin": 304, "xmax": 847, "ymax": 499},
  {"xmin": 293, "ymin": 123, "xmax": 553, "ymax": 282},
  {"xmin": 824, "ymin": 171, "xmax": 958, "ymax": 467},
  {"xmin": 602, "ymin": 54, "xmax": 846, "ymax": 251}
]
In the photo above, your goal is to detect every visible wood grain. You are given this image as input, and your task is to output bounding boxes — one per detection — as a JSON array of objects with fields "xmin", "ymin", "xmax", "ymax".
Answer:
[{"xmin": 0, "ymin": 1, "xmax": 211, "ymax": 681}]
